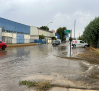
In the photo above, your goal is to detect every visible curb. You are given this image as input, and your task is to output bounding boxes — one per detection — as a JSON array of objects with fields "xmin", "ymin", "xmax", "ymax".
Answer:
[{"xmin": 7, "ymin": 43, "xmax": 38, "ymax": 48}]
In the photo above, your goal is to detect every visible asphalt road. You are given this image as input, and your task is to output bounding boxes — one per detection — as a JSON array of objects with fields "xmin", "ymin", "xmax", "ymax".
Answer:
[{"xmin": 0, "ymin": 43, "xmax": 98, "ymax": 91}]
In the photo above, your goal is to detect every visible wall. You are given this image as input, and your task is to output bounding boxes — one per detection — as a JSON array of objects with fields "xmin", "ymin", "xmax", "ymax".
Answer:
[
  {"xmin": 48, "ymin": 38, "xmax": 52, "ymax": 44},
  {"xmin": 2, "ymin": 32, "xmax": 13, "ymax": 37},
  {"xmin": 17, "ymin": 34, "xmax": 24, "ymax": 43},
  {"xmin": 39, "ymin": 29, "xmax": 47, "ymax": 36},
  {"xmin": 12, "ymin": 33, "xmax": 17, "ymax": 43},
  {"xmin": 48, "ymin": 32, "xmax": 55, "ymax": 37},
  {"xmin": 24, "ymin": 34, "xmax": 30, "ymax": 43},
  {"xmin": 39, "ymin": 29, "xmax": 55, "ymax": 37},
  {"xmin": 30, "ymin": 26, "xmax": 38, "ymax": 35},
  {"xmin": 0, "ymin": 17, "xmax": 30, "ymax": 34},
  {"xmin": 0, "ymin": 28, "xmax": 2, "ymax": 40},
  {"xmin": 2, "ymin": 32, "xmax": 17, "ymax": 43},
  {"xmin": 30, "ymin": 26, "xmax": 39, "ymax": 43}
]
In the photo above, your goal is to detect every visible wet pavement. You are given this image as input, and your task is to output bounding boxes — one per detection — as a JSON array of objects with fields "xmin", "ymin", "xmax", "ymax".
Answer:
[{"xmin": 0, "ymin": 43, "xmax": 99, "ymax": 91}]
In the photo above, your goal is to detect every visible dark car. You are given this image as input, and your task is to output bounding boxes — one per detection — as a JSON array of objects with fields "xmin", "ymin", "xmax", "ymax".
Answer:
[
  {"xmin": 52, "ymin": 40, "xmax": 60, "ymax": 45},
  {"xmin": 62, "ymin": 40, "xmax": 66, "ymax": 43}
]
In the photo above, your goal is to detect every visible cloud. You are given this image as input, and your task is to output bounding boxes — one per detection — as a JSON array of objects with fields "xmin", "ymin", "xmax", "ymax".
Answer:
[{"xmin": 0, "ymin": 0, "xmax": 99, "ymax": 38}]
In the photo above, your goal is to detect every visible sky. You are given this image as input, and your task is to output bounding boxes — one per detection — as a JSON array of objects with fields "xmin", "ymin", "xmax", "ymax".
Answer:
[{"xmin": 0, "ymin": 0, "xmax": 99, "ymax": 38}]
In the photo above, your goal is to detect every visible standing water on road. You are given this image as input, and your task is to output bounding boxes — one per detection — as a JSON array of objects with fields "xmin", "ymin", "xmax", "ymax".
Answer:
[{"xmin": 0, "ymin": 43, "xmax": 98, "ymax": 91}]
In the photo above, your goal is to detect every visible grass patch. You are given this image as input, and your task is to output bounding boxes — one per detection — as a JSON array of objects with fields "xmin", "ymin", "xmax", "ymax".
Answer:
[
  {"xmin": 93, "ymin": 51, "xmax": 99, "ymax": 54},
  {"xmin": 77, "ymin": 46, "xmax": 99, "ymax": 61},
  {"xmin": 19, "ymin": 80, "xmax": 36, "ymax": 87},
  {"xmin": 19, "ymin": 80, "xmax": 51, "ymax": 91}
]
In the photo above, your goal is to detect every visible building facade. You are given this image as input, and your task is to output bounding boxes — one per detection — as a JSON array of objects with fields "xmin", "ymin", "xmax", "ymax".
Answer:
[{"xmin": 0, "ymin": 17, "xmax": 55, "ymax": 44}]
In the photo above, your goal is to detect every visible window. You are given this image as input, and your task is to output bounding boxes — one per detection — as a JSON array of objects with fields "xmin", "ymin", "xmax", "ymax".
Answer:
[
  {"xmin": 80, "ymin": 41, "xmax": 84, "ymax": 43},
  {"xmin": 0, "ymin": 41, "xmax": 2, "ymax": 43}
]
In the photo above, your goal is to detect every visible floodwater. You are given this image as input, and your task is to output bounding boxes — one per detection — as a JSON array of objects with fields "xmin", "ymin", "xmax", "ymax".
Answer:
[{"xmin": 0, "ymin": 43, "xmax": 99, "ymax": 91}]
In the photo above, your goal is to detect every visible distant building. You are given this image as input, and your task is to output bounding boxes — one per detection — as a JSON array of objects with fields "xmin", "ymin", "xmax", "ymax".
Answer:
[
  {"xmin": 55, "ymin": 33, "xmax": 69, "ymax": 41},
  {"xmin": 0, "ymin": 17, "xmax": 55, "ymax": 44},
  {"xmin": 55, "ymin": 33, "xmax": 60, "ymax": 39}
]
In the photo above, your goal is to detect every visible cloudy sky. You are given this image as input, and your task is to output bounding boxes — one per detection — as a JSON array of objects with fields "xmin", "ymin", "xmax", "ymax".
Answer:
[{"xmin": 0, "ymin": 0, "xmax": 99, "ymax": 38}]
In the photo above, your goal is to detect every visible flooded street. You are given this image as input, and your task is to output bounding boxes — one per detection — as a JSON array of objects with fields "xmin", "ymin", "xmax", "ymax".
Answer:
[{"xmin": 0, "ymin": 43, "xmax": 99, "ymax": 91}]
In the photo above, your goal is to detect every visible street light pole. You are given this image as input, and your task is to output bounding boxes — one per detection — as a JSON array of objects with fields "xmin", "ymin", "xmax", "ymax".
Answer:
[
  {"xmin": 74, "ymin": 19, "xmax": 76, "ymax": 39},
  {"xmin": 70, "ymin": 29, "xmax": 72, "ymax": 57},
  {"xmin": 47, "ymin": 22, "xmax": 52, "ymax": 44}
]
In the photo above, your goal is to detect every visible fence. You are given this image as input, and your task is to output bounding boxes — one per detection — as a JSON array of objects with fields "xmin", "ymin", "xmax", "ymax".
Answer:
[{"xmin": 2, "ymin": 37, "xmax": 47, "ymax": 44}]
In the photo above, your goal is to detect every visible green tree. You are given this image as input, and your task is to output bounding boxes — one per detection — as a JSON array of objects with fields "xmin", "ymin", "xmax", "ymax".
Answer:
[
  {"xmin": 40, "ymin": 26, "xmax": 49, "ymax": 31},
  {"xmin": 52, "ymin": 37, "xmax": 56, "ymax": 40},
  {"xmin": 39, "ymin": 35, "xmax": 45, "ymax": 39},
  {"xmin": 78, "ymin": 35, "xmax": 83, "ymax": 40},
  {"xmin": 56, "ymin": 27, "xmax": 67, "ymax": 42},
  {"xmin": 83, "ymin": 16, "xmax": 99, "ymax": 48}
]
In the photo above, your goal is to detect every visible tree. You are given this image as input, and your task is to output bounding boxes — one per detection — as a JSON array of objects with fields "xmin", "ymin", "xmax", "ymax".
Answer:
[
  {"xmin": 56, "ymin": 27, "xmax": 67, "ymax": 42},
  {"xmin": 39, "ymin": 35, "xmax": 45, "ymax": 39},
  {"xmin": 78, "ymin": 35, "xmax": 83, "ymax": 40},
  {"xmin": 52, "ymin": 37, "xmax": 56, "ymax": 40},
  {"xmin": 40, "ymin": 26, "xmax": 49, "ymax": 31},
  {"xmin": 83, "ymin": 16, "xmax": 99, "ymax": 48}
]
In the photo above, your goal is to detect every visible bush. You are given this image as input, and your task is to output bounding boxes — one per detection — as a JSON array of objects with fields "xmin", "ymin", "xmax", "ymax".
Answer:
[
  {"xmin": 52, "ymin": 37, "xmax": 56, "ymax": 40},
  {"xmin": 83, "ymin": 16, "xmax": 99, "ymax": 48},
  {"xmin": 39, "ymin": 35, "xmax": 45, "ymax": 39}
]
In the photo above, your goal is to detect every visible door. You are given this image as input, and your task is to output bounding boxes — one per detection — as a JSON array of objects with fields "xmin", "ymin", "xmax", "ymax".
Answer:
[{"xmin": 80, "ymin": 41, "xmax": 85, "ymax": 47}]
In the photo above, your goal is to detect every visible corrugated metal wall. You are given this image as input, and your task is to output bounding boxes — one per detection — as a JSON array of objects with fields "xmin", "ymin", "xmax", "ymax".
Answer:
[
  {"xmin": 12, "ymin": 33, "xmax": 17, "ymax": 44},
  {"xmin": 2, "ymin": 36, "xmax": 12, "ymax": 44},
  {"xmin": 39, "ymin": 29, "xmax": 47, "ymax": 36},
  {"xmin": 17, "ymin": 34, "xmax": 24, "ymax": 43},
  {"xmin": 30, "ymin": 26, "xmax": 38, "ymax": 35},
  {"xmin": 24, "ymin": 34, "xmax": 30, "ymax": 43},
  {"xmin": 39, "ymin": 29, "xmax": 55, "ymax": 37},
  {"xmin": 2, "ymin": 32, "xmax": 17, "ymax": 44},
  {"xmin": 0, "ymin": 28, "xmax": 2, "ymax": 40},
  {"xmin": 0, "ymin": 17, "xmax": 30, "ymax": 34}
]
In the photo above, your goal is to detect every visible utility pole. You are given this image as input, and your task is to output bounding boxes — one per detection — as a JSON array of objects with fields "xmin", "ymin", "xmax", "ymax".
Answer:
[
  {"xmin": 70, "ymin": 30, "xmax": 72, "ymax": 57},
  {"xmin": 47, "ymin": 22, "xmax": 52, "ymax": 44},
  {"xmin": 74, "ymin": 19, "xmax": 76, "ymax": 39}
]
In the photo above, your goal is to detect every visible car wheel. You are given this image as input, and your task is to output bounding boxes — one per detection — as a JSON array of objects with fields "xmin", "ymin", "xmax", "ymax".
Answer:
[
  {"xmin": 2, "ymin": 45, "xmax": 6, "ymax": 50},
  {"xmin": 84, "ymin": 45, "xmax": 87, "ymax": 48},
  {"xmin": 73, "ymin": 44, "xmax": 76, "ymax": 47},
  {"xmin": 54, "ymin": 44, "xmax": 56, "ymax": 46}
]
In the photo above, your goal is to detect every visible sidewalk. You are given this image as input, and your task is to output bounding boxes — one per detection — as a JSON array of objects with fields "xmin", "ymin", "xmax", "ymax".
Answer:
[
  {"xmin": 24, "ymin": 87, "xmax": 96, "ymax": 91},
  {"xmin": 20, "ymin": 74, "xmax": 98, "ymax": 91},
  {"xmin": 7, "ymin": 43, "xmax": 38, "ymax": 48}
]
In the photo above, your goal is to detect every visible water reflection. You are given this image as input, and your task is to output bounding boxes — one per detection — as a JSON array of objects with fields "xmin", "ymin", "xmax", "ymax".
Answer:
[
  {"xmin": 0, "ymin": 44, "xmax": 97, "ymax": 91},
  {"xmin": 0, "ymin": 50, "xmax": 7, "ymax": 57}
]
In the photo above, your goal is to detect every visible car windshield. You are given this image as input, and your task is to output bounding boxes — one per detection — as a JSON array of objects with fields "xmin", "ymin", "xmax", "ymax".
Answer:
[{"xmin": 53, "ymin": 40, "xmax": 59, "ymax": 43}]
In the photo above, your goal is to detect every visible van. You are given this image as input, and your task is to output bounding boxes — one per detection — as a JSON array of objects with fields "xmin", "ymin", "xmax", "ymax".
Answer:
[{"xmin": 72, "ymin": 40, "xmax": 88, "ymax": 48}]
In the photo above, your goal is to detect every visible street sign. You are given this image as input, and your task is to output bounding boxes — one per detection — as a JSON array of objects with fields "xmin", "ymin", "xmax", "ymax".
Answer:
[{"xmin": 64, "ymin": 30, "xmax": 70, "ymax": 34}]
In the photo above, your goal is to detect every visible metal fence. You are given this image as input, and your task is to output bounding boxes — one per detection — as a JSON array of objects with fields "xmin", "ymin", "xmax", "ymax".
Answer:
[{"xmin": 2, "ymin": 37, "xmax": 47, "ymax": 44}]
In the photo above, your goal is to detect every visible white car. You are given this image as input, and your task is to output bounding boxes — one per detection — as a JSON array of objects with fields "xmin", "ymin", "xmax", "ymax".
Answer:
[{"xmin": 72, "ymin": 40, "xmax": 88, "ymax": 48}]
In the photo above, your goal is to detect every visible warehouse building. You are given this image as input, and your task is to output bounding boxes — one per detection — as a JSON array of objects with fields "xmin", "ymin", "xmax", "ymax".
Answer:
[{"xmin": 0, "ymin": 17, "xmax": 55, "ymax": 44}]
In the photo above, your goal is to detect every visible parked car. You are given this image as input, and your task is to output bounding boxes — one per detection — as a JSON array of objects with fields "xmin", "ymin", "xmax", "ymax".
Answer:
[
  {"xmin": 72, "ymin": 40, "xmax": 88, "ymax": 48},
  {"xmin": 62, "ymin": 40, "xmax": 66, "ymax": 43},
  {"xmin": 52, "ymin": 40, "xmax": 60, "ymax": 45},
  {"xmin": 0, "ymin": 41, "xmax": 7, "ymax": 50},
  {"xmin": 57, "ymin": 39, "xmax": 61, "ymax": 43}
]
